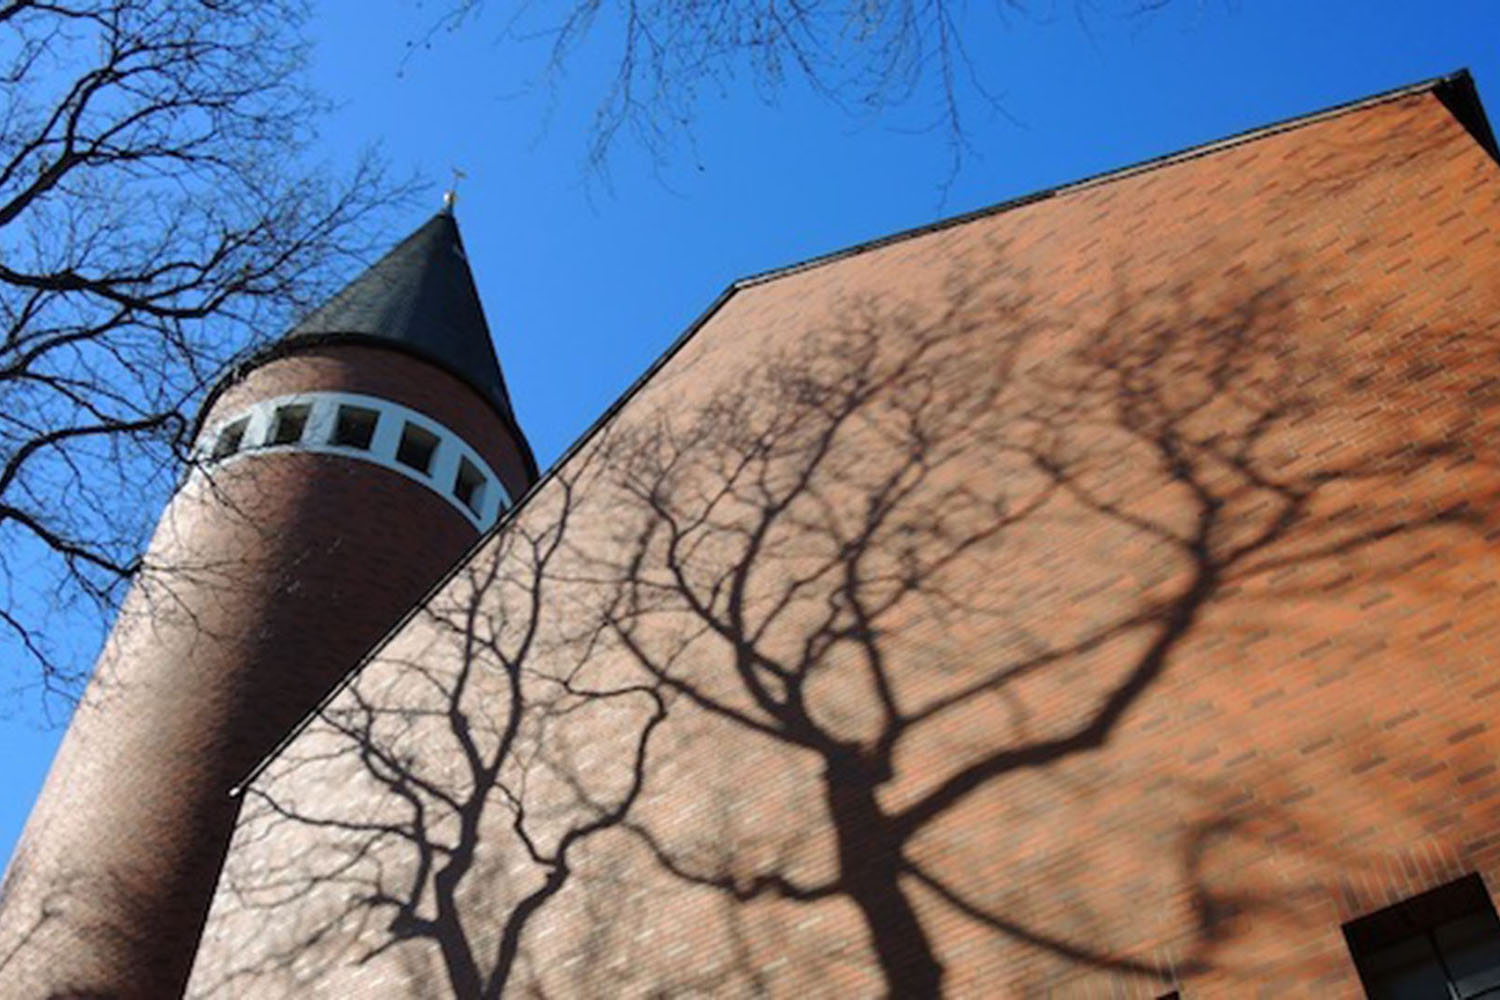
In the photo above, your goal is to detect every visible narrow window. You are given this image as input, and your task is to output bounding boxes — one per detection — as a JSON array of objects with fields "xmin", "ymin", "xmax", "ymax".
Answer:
[
  {"xmin": 268, "ymin": 404, "xmax": 311, "ymax": 446},
  {"xmin": 331, "ymin": 404, "xmax": 379, "ymax": 450},
  {"xmin": 1344, "ymin": 873, "xmax": 1500, "ymax": 999},
  {"xmin": 211, "ymin": 417, "xmax": 249, "ymax": 459},
  {"xmin": 452, "ymin": 457, "xmax": 487, "ymax": 516},
  {"xmin": 395, "ymin": 422, "xmax": 439, "ymax": 475}
]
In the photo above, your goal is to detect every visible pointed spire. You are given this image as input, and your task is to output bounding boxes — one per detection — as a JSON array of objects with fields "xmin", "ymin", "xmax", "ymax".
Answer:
[{"xmin": 284, "ymin": 210, "xmax": 516, "ymax": 423}]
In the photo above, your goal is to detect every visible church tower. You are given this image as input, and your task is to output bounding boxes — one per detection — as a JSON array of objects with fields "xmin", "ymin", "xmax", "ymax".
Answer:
[{"xmin": 0, "ymin": 209, "xmax": 537, "ymax": 998}]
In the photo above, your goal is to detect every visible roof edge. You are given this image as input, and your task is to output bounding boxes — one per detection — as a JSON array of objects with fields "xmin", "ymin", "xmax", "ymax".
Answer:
[
  {"xmin": 229, "ymin": 69, "xmax": 1493, "ymax": 793},
  {"xmin": 733, "ymin": 70, "xmax": 1487, "ymax": 292},
  {"xmin": 1434, "ymin": 70, "xmax": 1500, "ymax": 164}
]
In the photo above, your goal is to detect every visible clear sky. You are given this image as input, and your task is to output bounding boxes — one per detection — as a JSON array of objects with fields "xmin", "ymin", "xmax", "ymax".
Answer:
[{"xmin": 3, "ymin": 0, "xmax": 1499, "ymax": 870}]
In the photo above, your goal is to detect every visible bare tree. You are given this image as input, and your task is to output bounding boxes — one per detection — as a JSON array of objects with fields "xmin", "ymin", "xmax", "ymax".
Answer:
[
  {"xmin": 424, "ymin": 0, "xmax": 1192, "ymax": 183},
  {"xmin": 0, "ymin": 0, "xmax": 396, "ymax": 700}
]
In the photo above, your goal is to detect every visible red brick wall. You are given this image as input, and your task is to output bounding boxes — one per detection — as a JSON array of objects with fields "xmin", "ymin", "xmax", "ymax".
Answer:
[
  {"xmin": 177, "ymin": 89, "xmax": 1500, "ymax": 998},
  {"xmin": 0, "ymin": 348, "xmax": 524, "ymax": 998}
]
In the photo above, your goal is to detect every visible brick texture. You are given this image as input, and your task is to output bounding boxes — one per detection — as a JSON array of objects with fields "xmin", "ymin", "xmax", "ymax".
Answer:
[
  {"xmin": 0, "ymin": 347, "xmax": 529, "ymax": 998},
  {"xmin": 19, "ymin": 86, "xmax": 1500, "ymax": 999},
  {"xmin": 182, "ymin": 89, "xmax": 1500, "ymax": 998}
]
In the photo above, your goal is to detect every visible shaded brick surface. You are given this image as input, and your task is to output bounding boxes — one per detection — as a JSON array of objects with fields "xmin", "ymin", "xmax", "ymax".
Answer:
[{"xmin": 0, "ymin": 349, "xmax": 529, "ymax": 998}]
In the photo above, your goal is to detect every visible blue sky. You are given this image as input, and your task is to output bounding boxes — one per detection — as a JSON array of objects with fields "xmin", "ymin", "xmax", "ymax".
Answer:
[{"xmin": 3, "ymin": 0, "xmax": 1499, "ymax": 870}]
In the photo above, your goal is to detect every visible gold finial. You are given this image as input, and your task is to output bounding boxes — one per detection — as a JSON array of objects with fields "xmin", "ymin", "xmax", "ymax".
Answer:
[{"xmin": 442, "ymin": 167, "xmax": 467, "ymax": 214}]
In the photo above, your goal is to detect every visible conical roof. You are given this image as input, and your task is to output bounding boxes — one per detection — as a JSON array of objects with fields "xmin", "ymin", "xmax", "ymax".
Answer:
[{"xmin": 284, "ymin": 210, "xmax": 516, "ymax": 422}]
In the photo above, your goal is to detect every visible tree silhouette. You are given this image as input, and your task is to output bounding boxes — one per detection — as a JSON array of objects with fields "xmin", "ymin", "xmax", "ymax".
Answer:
[
  {"xmin": 197, "ymin": 462, "xmax": 668, "ymax": 998},
  {"xmin": 578, "ymin": 261, "xmax": 1479, "ymax": 994},
  {"xmin": 190, "ymin": 258, "xmax": 1485, "ymax": 996},
  {"xmin": 421, "ymin": 0, "xmax": 1193, "ymax": 185},
  {"xmin": 0, "ymin": 0, "xmax": 396, "ymax": 698}
]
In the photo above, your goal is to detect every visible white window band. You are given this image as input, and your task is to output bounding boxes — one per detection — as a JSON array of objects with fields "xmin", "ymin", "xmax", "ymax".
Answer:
[{"xmin": 194, "ymin": 391, "xmax": 512, "ymax": 531}]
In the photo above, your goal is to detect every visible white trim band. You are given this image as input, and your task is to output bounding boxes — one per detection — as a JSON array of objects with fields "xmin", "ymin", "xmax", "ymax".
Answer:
[{"xmin": 194, "ymin": 391, "xmax": 512, "ymax": 531}]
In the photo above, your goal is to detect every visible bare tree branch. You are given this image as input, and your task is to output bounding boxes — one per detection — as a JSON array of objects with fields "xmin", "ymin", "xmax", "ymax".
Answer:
[
  {"xmin": 423, "ymin": 0, "xmax": 1188, "ymax": 189},
  {"xmin": 0, "ymin": 0, "xmax": 403, "ymax": 700}
]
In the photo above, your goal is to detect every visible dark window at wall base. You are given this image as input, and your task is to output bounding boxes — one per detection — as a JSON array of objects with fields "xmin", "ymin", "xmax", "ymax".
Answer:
[
  {"xmin": 212, "ymin": 417, "xmax": 249, "ymax": 459},
  {"xmin": 1345, "ymin": 873, "xmax": 1500, "ymax": 999},
  {"xmin": 332, "ymin": 405, "xmax": 379, "ymax": 450},
  {"xmin": 269, "ymin": 404, "xmax": 311, "ymax": 446},
  {"xmin": 396, "ymin": 422, "xmax": 439, "ymax": 476}
]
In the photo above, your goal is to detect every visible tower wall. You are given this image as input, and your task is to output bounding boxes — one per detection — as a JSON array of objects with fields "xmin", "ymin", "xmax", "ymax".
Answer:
[{"xmin": 0, "ymin": 345, "xmax": 524, "ymax": 998}]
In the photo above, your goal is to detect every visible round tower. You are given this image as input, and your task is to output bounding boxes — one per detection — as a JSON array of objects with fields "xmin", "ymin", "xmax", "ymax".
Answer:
[{"xmin": 0, "ymin": 210, "xmax": 537, "ymax": 998}]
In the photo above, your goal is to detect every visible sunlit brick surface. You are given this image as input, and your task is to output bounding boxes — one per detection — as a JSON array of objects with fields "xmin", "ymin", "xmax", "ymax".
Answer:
[{"xmin": 178, "ymin": 89, "xmax": 1500, "ymax": 997}]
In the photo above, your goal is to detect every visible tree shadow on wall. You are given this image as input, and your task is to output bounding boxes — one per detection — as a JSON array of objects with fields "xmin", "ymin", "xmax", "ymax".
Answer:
[
  {"xmin": 194, "ymin": 464, "xmax": 670, "ymax": 999},
  {"xmin": 191, "ymin": 258, "xmax": 1493, "ymax": 997},
  {"xmin": 579, "ymin": 261, "xmax": 1490, "ymax": 995}
]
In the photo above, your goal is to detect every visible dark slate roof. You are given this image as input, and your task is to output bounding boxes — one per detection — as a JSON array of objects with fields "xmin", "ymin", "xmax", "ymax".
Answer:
[
  {"xmin": 199, "ymin": 209, "xmax": 541, "ymax": 481},
  {"xmin": 285, "ymin": 210, "xmax": 517, "ymax": 422}
]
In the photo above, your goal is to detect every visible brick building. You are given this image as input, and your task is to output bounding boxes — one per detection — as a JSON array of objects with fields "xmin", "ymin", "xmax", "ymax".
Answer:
[{"xmin": 5, "ymin": 72, "xmax": 1500, "ymax": 998}]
